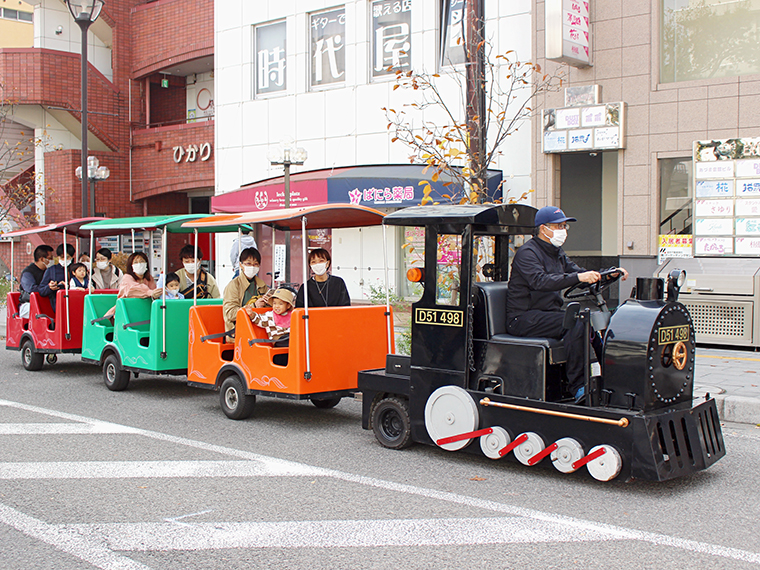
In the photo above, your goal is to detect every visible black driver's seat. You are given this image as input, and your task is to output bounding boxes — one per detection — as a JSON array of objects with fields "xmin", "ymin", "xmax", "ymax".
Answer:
[{"xmin": 473, "ymin": 282, "xmax": 566, "ymax": 364}]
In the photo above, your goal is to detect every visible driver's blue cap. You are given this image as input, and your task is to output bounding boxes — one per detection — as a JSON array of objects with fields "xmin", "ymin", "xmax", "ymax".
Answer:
[{"xmin": 534, "ymin": 206, "xmax": 577, "ymax": 227}]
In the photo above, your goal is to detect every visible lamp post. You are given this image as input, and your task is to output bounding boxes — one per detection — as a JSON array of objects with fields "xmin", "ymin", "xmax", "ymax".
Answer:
[
  {"xmin": 64, "ymin": 0, "xmax": 105, "ymax": 218},
  {"xmin": 75, "ymin": 155, "xmax": 110, "ymax": 217},
  {"xmin": 268, "ymin": 142, "xmax": 307, "ymax": 283}
]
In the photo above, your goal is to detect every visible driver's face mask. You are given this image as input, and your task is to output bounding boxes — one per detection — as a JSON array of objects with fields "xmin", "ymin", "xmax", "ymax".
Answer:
[{"xmin": 544, "ymin": 226, "xmax": 567, "ymax": 247}]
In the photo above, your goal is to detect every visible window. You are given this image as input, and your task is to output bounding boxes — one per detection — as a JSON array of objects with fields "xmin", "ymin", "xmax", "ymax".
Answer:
[
  {"xmin": 436, "ymin": 234, "xmax": 461, "ymax": 305},
  {"xmin": 661, "ymin": 0, "xmax": 760, "ymax": 83},
  {"xmin": 309, "ymin": 7, "xmax": 346, "ymax": 88},
  {"xmin": 254, "ymin": 21, "xmax": 287, "ymax": 97},
  {"xmin": 17, "ymin": 10, "xmax": 33, "ymax": 22},
  {"xmin": 401, "ymin": 226, "xmax": 424, "ymax": 299},
  {"xmin": 371, "ymin": 0, "xmax": 412, "ymax": 78},
  {"xmin": 439, "ymin": 0, "xmax": 465, "ymax": 67},
  {"xmin": 660, "ymin": 158, "xmax": 693, "ymax": 235},
  {"xmin": 3, "ymin": 9, "xmax": 18, "ymax": 19}
]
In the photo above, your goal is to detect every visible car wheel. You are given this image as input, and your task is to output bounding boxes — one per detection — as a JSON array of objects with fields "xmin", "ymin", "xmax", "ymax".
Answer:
[
  {"xmin": 46, "ymin": 353, "xmax": 58, "ymax": 365},
  {"xmin": 103, "ymin": 354, "xmax": 130, "ymax": 391},
  {"xmin": 371, "ymin": 397, "xmax": 413, "ymax": 449},
  {"xmin": 21, "ymin": 340, "xmax": 43, "ymax": 371},
  {"xmin": 220, "ymin": 375, "xmax": 255, "ymax": 420},
  {"xmin": 310, "ymin": 396, "xmax": 342, "ymax": 409}
]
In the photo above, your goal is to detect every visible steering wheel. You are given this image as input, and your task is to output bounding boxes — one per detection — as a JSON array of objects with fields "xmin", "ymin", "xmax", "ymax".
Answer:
[{"xmin": 564, "ymin": 267, "xmax": 624, "ymax": 300}]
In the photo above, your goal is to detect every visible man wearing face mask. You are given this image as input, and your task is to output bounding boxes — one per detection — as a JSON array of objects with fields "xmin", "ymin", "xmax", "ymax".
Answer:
[
  {"xmin": 40, "ymin": 243, "xmax": 76, "ymax": 311},
  {"xmin": 172, "ymin": 245, "xmax": 220, "ymax": 299},
  {"xmin": 18, "ymin": 245, "xmax": 55, "ymax": 318},
  {"xmin": 222, "ymin": 247, "xmax": 271, "ymax": 335},
  {"xmin": 506, "ymin": 206, "xmax": 627, "ymax": 404}
]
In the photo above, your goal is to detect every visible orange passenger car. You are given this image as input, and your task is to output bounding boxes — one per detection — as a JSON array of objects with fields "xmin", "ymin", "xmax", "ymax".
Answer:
[{"xmin": 183, "ymin": 204, "xmax": 394, "ymax": 419}]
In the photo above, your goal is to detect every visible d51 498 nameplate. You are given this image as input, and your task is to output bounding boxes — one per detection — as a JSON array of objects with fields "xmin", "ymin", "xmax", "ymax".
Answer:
[
  {"xmin": 658, "ymin": 324, "xmax": 689, "ymax": 345},
  {"xmin": 414, "ymin": 308, "xmax": 463, "ymax": 327}
]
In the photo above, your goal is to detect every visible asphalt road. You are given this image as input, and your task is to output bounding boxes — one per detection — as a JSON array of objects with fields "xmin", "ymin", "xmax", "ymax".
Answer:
[{"xmin": 0, "ymin": 350, "xmax": 758, "ymax": 570}]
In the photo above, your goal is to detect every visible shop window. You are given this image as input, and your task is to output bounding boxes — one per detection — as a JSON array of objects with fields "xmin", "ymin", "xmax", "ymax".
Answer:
[
  {"xmin": 436, "ymin": 234, "xmax": 462, "ymax": 305},
  {"xmin": 439, "ymin": 0, "xmax": 465, "ymax": 68},
  {"xmin": 661, "ymin": 0, "xmax": 760, "ymax": 83},
  {"xmin": 660, "ymin": 157, "xmax": 693, "ymax": 235}
]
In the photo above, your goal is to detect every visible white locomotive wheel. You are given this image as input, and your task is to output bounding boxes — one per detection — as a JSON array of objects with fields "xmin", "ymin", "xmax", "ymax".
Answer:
[
  {"xmin": 550, "ymin": 437, "xmax": 584, "ymax": 473},
  {"xmin": 424, "ymin": 386, "xmax": 479, "ymax": 451},
  {"xmin": 480, "ymin": 426, "xmax": 511, "ymax": 460},
  {"xmin": 586, "ymin": 445, "xmax": 623, "ymax": 481},
  {"xmin": 513, "ymin": 432, "xmax": 545, "ymax": 466}
]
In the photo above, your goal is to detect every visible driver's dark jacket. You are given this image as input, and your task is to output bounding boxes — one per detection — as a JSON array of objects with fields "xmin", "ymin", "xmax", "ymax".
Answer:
[{"xmin": 506, "ymin": 236, "xmax": 585, "ymax": 319}]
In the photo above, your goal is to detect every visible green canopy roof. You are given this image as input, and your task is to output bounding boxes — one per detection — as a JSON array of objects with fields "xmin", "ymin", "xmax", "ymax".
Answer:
[{"xmin": 79, "ymin": 214, "xmax": 228, "ymax": 234}]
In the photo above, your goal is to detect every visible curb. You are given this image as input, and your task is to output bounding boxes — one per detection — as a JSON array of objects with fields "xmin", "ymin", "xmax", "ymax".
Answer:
[{"xmin": 715, "ymin": 395, "xmax": 760, "ymax": 426}]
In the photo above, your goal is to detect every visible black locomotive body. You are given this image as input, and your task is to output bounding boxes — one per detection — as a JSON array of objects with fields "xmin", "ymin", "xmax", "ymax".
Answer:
[{"xmin": 359, "ymin": 204, "xmax": 724, "ymax": 482}]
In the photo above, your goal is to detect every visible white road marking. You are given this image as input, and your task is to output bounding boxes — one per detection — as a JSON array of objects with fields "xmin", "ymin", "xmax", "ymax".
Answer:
[
  {"xmin": 0, "ymin": 460, "xmax": 319, "ymax": 479},
  {"xmin": 0, "ymin": 503, "xmax": 152, "ymax": 570},
  {"xmin": 0, "ymin": 422, "xmax": 141, "ymax": 435},
  {"xmin": 70, "ymin": 516, "xmax": 622, "ymax": 551},
  {"xmin": 1, "ymin": 398, "xmax": 759, "ymax": 566},
  {"xmin": 164, "ymin": 509, "xmax": 214, "ymax": 527}
]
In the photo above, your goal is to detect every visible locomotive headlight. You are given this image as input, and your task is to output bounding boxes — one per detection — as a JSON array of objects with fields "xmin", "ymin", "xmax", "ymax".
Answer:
[{"xmin": 667, "ymin": 269, "xmax": 686, "ymax": 303}]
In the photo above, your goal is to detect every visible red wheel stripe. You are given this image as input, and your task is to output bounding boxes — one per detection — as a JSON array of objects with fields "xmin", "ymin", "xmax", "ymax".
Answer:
[
  {"xmin": 572, "ymin": 446, "xmax": 607, "ymax": 470},
  {"xmin": 527, "ymin": 442, "xmax": 558, "ymax": 466},
  {"xmin": 498, "ymin": 432, "xmax": 529, "ymax": 457},
  {"xmin": 436, "ymin": 427, "xmax": 493, "ymax": 446}
]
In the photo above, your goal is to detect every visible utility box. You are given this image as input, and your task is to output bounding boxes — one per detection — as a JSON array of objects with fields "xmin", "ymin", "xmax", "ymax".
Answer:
[{"xmin": 656, "ymin": 258, "xmax": 760, "ymax": 347}]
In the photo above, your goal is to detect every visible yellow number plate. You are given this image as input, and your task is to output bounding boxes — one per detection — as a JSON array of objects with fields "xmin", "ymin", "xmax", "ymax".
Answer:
[
  {"xmin": 414, "ymin": 308, "xmax": 464, "ymax": 327},
  {"xmin": 658, "ymin": 324, "xmax": 690, "ymax": 345}
]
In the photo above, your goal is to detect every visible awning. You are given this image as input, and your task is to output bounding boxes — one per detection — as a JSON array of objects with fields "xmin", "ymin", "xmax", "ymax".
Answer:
[
  {"xmin": 211, "ymin": 164, "xmax": 503, "ymax": 213},
  {"xmin": 1, "ymin": 217, "xmax": 110, "ymax": 239},
  {"xmin": 80, "ymin": 214, "xmax": 212, "ymax": 234}
]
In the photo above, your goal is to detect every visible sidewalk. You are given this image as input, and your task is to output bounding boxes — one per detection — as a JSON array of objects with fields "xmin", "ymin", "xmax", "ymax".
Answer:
[{"xmin": 1, "ymin": 303, "xmax": 757, "ymax": 425}]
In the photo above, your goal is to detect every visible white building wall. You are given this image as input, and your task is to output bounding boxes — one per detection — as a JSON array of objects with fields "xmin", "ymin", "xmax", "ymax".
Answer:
[{"xmin": 214, "ymin": 0, "xmax": 534, "ymax": 296}]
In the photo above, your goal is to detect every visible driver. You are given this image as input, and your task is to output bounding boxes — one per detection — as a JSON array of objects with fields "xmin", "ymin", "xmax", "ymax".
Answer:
[{"xmin": 506, "ymin": 206, "xmax": 627, "ymax": 404}]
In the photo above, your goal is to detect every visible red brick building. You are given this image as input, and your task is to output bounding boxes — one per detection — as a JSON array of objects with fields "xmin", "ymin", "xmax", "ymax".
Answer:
[{"xmin": 0, "ymin": 0, "xmax": 214, "ymax": 275}]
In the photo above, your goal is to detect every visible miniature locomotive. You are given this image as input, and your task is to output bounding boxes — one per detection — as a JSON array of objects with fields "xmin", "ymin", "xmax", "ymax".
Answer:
[{"xmin": 359, "ymin": 204, "xmax": 724, "ymax": 482}]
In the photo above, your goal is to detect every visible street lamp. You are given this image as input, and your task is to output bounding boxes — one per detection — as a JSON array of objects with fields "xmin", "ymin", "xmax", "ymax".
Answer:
[
  {"xmin": 75, "ymin": 155, "xmax": 110, "ymax": 217},
  {"xmin": 64, "ymin": 0, "xmax": 105, "ymax": 218},
  {"xmin": 268, "ymin": 141, "xmax": 307, "ymax": 283}
]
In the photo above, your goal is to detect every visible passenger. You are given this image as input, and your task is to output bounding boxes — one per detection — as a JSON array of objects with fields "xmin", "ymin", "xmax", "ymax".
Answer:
[
  {"xmin": 295, "ymin": 248, "xmax": 350, "ymax": 308},
  {"xmin": 91, "ymin": 248, "xmax": 123, "ymax": 290},
  {"xmin": 104, "ymin": 252, "xmax": 162, "ymax": 318},
  {"xmin": 78, "ymin": 253, "xmax": 91, "ymax": 272},
  {"xmin": 245, "ymin": 287, "xmax": 295, "ymax": 340},
  {"xmin": 163, "ymin": 272, "xmax": 184, "ymax": 299},
  {"xmin": 18, "ymin": 245, "xmax": 54, "ymax": 318},
  {"xmin": 229, "ymin": 229, "xmax": 257, "ymax": 277},
  {"xmin": 174, "ymin": 244, "xmax": 220, "ymax": 299},
  {"xmin": 40, "ymin": 243, "xmax": 75, "ymax": 311},
  {"xmin": 506, "ymin": 206, "xmax": 628, "ymax": 404},
  {"xmin": 68, "ymin": 263, "xmax": 89, "ymax": 290},
  {"xmin": 222, "ymin": 247, "xmax": 271, "ymax": 335}
]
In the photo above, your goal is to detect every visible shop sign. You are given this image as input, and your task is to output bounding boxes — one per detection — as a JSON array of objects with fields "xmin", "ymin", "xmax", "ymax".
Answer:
[
  {"xmin": 439, "ymin": 0, "xmax": 465, "ymax": 66},
  {"xmin": 347, "ymin": 185, "xmax": 416, "ymax": 206},
  {"xmin": 255, "ymin": 20, "xmax": 287, "ymax": 95},
  {"xmin": 658, "ymin": 234, "xmax": 693, "ymax": 264},
  {"xmin": 372, "ymin": 0, "xmax": 412, "ymax": 77},
  {"xmin": 173, "ymin": 142, "xmax": 212, "ymax": 163},
  {"xmin": 542, "ymin": 102, "xmax": 625, "ymax": 153},
  {"xmin": 545, "ymin": 0, "xmax": 590, "ymax": 67},
  {"xmin": 310, "ymin": 7, "xmax": 346, "ymax": 87},
  {"xmin": 694, "ymin": 237, "xmax": 733, "ymax": 255}
]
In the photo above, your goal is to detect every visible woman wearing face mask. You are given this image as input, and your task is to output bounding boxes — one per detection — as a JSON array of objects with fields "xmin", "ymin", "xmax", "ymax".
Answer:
[
  {"xmin": 103, "ymin": 252, "xmax": 162, "ymax": 318},
  {"xmin": 222, "ymin": 247, "xmax": 271, "ymax": 335},
  {"xmin": 91, "ymin": 248, "xmax": 123, "ymax": 290},
  {"xmin": 295, "ymin": 248, "xmax": 350, "ymax": 308}
]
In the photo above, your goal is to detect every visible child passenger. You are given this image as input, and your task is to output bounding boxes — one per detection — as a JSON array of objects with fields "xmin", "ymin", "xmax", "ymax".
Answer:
[
  {"xmin": 164, "ymin": 273, "xmax": 184, "ymax": 299},
  {"xmin": 68, "ymin": 262, "xmax": 90, "ymax": 290},
  {"xmin": 245, "ymin": 287, "xmax": 295, "ymax": 340}
]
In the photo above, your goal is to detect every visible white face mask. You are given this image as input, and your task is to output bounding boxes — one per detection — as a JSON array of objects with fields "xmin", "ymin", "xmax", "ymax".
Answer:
[
  {"xmin": 242, "ymin": 265, "xmax": 259, "ymax": 279},
  {"xmin": 546, "ymin": 227, "xmax": 567, "ymax": 248},
  {"xmin": 96, "ymin": 260, "xmax": 109, "ymax": 270},
  {"xmin": 45, "ymin": 259, "xmax": 55, "ymax": 268},
  {"xmin": 132, "ymin": 263, "xmax": 148, "ymax": 275},
  {"xmin": 59, "ymin": 258, "xmax": 71, "ymax": 267},
  {"xmin": 82, "ymin": 261, "xmax": 91, "ymax": 271},
  {"xmin": 183, "ymin": 261, "xmax": 199, "ymax": 274},
  {"xmin": 311, "ymin": 262, "xmax": 328, "ymax": 276}
]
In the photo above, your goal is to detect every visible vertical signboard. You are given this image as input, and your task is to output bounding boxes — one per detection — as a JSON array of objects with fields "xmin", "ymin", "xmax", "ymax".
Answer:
[
  {"xmin": 545, "ymin": 0, "xmax": 590, "ymax": 67},
  {"xmin": 439, "ymin": 0, "xmax": 465, "ymax": 67},
  {"xmin": 255, "ymin": 21, "xmax": 287, "ymax": 96},
  {"xmin": 310, "ymin": 7, "xmax": 346, "ymax": 87},
  {"xmin": 693, "ymin": 138, "xmax": 760, "ymax": 256},
  {"xmin": 371, "ymin": 0, "xmax": 412, "ymax": 77}
]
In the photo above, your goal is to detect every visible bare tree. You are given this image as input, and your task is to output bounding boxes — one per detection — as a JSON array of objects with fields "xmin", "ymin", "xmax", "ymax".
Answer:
[
  {"xmin": 383, "ymin": 47, "xmax": 563, "ymax": 205},
  {"xmin": 1, "ymin": 81, "xmax": 42, "ymax": 228}
]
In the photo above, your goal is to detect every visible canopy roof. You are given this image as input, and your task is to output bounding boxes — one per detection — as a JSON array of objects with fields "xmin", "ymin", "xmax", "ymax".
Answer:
[
  {"xmin": 183, "ymin": 204, "xmax": 385, "ymax": 232},
  {"xmin": 1, "ymin": 217, "xmax": 110, "ymax": 239},
  {"xmin": 79, "ymin": 214, "xmax": 225, "ymax": 234},
  {"xmin": 383, "ymin": 203, "xmax": 538, "ymax": 229}
]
